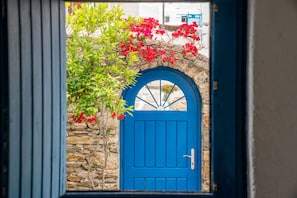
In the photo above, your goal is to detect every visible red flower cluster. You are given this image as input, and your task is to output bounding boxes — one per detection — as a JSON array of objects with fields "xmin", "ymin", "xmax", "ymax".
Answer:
[
  {"xmin": 182, "ymin": 43, "xmax": 198, "ymax": 56},
  {"xmin": 140, "ymin": 46, "xmax": 157, "ymax": 62},
  {"xmin": 72, "ymin": 112, "xmax": 96, "ymax": 124},
  {"xmin": 120, "ymin": 18, "xmax": 200, "ymax": 65},
  {"xmin": 117, "ymin": 114, "xmax": 126, "ymax": 120},
  {"xmin": 112, "ymin": 112, "xmax": 126, "ymax": 120},
  {"xmin": 172, "ymin": 22, "xmax": 200, "ymax": 40},
  {"xmin": 120, "ymin": 41, "xmax": 138, "ymax": 56},
  {"xmin": 162, "ymin": 50, "xmax": 177, "ymax": 65},
  {"xmin": 130, "ymin": 17, "xmax": 159, "ymax": 38},
  {"xmin": 155, "ymin": 29, "xmax": 165, "ymax": 35},
  {"xmin": 171, "ymin": 22, "xmax": 200, "ymax": 57}
]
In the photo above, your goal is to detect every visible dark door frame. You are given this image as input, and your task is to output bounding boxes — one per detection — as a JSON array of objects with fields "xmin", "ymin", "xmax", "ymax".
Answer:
[
  {"xmin": 0, "ymin": 0, "xmax": 247, "ymax": 197},
  {"xmin": 0, "ymin": 0, "xmax": 9, "ymax": 196}
]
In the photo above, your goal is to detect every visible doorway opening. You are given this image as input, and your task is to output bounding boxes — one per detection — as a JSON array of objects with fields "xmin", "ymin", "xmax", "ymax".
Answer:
[{"xmin": 65, "ymin": 2, "xmax": 210, "ymax": 192}]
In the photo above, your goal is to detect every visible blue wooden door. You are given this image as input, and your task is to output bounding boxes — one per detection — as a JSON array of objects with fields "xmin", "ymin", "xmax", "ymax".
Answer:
[{"xmin": 121, "ymin": 67, "xmax": 202, "ymax": 191}]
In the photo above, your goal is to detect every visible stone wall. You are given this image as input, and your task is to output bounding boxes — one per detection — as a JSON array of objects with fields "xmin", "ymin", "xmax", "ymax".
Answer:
[
  {"xmin": 66, "ymin": 52, "xmax": 210, "ymax": 191},
  {"xmin": 66, "ymin": 113, "xmax": 120, "ymax": 191}
]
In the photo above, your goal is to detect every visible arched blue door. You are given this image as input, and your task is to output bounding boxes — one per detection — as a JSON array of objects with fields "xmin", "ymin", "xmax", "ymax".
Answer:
[{"xmin": 121, "ymin": 67, "xmax": 202, "ymax": 191}]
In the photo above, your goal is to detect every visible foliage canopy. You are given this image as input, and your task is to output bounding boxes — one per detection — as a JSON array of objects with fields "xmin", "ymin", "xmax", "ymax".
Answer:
[{"xmin": 66, "ymin": 3, "xmax": 139, "ymax": 122}]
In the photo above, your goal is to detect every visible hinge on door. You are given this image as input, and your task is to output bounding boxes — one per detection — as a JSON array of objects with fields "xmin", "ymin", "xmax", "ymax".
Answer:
[
  {"xmin": 213, "ymin": 183, "xmax": 218, "ymax": 192},
  {"xmin": 213, "ymin": 4, "xmax": 219, "ymax": 13},
  {"xmin": 213, "ymin": 81, "xmax": 218, "ymax": 91}
]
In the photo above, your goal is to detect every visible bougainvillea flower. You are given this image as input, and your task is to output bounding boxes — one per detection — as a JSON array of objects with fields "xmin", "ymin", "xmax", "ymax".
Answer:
[
  {"xmin": 140, "ymin": 46, "xmax": 157, "ymax": 62},
  {"xmin": 111, "ymin": 112, "xmax": 117, "ymax": 119},
  {"xmin": 117, "ymin": 114, "xmax": 126, "ymax": 120},
  {"xmin": 79, "ymin": 112, "xmax": 85, "ymax": 119},
  {"xmin": 72, "ymin": 115, "xmax": 77, "ymax": 121},
  {"xmin": 182, "ymin": 43, "xmax": 198, "ymax": 56},
  {"xmin": 87, "ymin": 116, "xmax": 96, "ymax": 123},
  {"xmin": 155, "ymin": 29, "xmax": 165, "ymax": 35}
]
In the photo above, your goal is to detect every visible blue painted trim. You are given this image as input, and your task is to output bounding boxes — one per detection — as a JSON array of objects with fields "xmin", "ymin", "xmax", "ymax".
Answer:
[{"xmin": 210, "ymin": 0, "xmax": 247, "ymax": 197}]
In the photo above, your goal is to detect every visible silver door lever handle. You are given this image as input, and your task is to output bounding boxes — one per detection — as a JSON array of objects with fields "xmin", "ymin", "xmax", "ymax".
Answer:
[{"xmin": 182, "ymin": 148, "xmax": 195, "ymax": 170}]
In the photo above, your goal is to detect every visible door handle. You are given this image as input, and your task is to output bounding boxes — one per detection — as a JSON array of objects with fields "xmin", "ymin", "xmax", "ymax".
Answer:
[{"xmin": 183, "ymin": 148, "xmax": 195, "ymax": 170}]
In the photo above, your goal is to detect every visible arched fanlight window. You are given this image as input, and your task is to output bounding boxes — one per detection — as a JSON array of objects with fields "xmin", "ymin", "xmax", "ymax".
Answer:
[{"xmin": 134, "ymin": 80, "xmax": 187, "ymax": 111}]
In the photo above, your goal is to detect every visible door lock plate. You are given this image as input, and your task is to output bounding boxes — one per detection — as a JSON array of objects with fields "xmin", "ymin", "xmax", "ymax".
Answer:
[{"xmin": 183, "ymin": 148, "xmax": 195, "ymax": 170}]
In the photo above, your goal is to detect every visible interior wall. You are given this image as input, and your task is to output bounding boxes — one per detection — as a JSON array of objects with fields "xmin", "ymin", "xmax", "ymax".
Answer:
[{"xmin": 248, "ymin": 0, "xmax": 297, "ymax": 197}]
